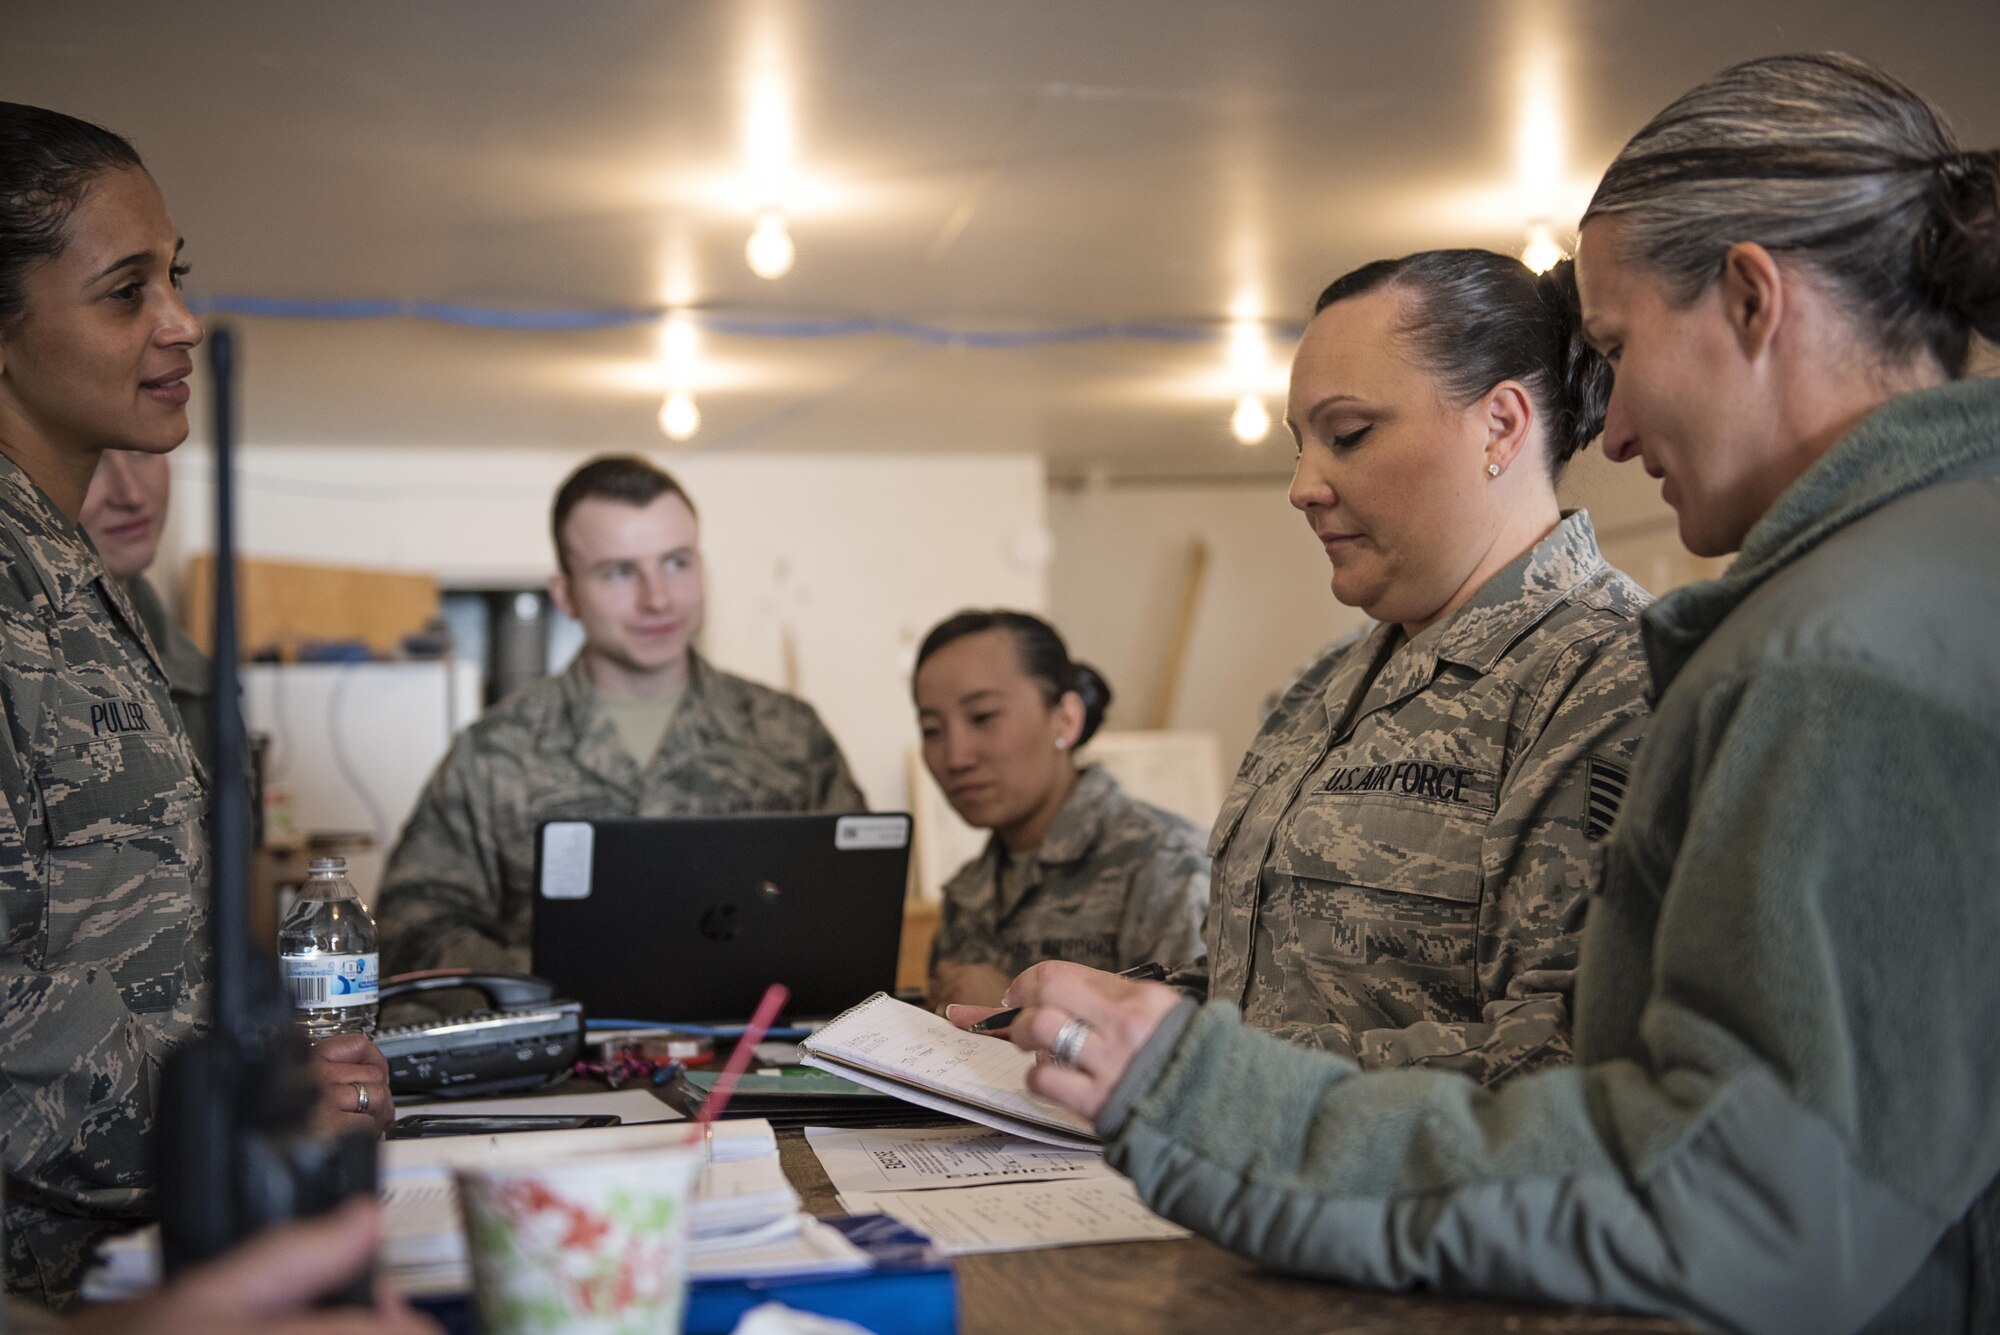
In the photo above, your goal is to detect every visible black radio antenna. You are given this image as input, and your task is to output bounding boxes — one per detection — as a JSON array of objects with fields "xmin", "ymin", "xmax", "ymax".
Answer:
[
  {"xmin": 158, "ymin": 325, "xmax": 375, "ymax": 1293},
  {"xmin": 206, "ymin": 325, "xmax": 251, "ymax": 1039}
]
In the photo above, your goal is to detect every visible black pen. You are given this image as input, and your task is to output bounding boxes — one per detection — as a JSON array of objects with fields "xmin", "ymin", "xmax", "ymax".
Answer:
[{"xmin": 965, "ymin": 962, "xmax": 1168, "ymax": 1034}]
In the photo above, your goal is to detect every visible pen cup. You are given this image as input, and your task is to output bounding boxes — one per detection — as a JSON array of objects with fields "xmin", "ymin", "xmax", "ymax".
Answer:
[{"xmin": 456, "ymin": 1141, "xmax": 705, "ymax": 1335}]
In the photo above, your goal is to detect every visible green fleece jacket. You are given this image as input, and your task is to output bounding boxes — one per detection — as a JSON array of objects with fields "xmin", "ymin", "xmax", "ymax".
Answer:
[{"xmin": 1102, "ymin": 377, "xmax": 2000, "ymax": 1335}]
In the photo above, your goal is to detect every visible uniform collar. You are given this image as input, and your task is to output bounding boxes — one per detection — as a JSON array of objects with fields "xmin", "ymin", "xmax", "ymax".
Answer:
[
  {"xmin": 0, "ymin": 454, "xmax": 165, "ymax": 677},
  {"xmin": 0, "ymin": 453, "xmax": 97, "ymax": 614},
  {"xmin": 1643, "ymin": 378, "xmax": 2000, "ymax": 693},
  {"xmin": 128, "ymin": 574, "xmax": 213, "ymax": 696},
  {"xmin": 963, "ymin": 764, "xmax": 1118, "ymax": 924},
  {"xmin": 557, "ymin": 649, "xmax": 734, "ymax": 791},
  {"xmin": 1034, "ymin": 763, "xmax": 1117, "ymax": 867},
  {"xmin": 1364, "ymin": 510, "xmax": 1607, "ymax": 708}
]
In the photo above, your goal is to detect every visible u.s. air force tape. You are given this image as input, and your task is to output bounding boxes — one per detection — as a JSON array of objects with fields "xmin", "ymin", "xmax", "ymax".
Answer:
[{"xmin": 1317, "ymin": 760, "xmax": 1498, "ymax": 812}]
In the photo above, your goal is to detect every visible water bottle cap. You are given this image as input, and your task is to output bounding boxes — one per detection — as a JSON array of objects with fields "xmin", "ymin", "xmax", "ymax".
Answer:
[{"xmin": 307, "ymin": 856, "xmax": 347, "ymax": 874}]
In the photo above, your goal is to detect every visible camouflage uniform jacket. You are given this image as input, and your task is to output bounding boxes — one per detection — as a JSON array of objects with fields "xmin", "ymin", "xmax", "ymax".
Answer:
[
  {"xmin": 930, "ymin": 764, "xmax": 1209, "ymax": 978},
  {"xmin": 377, "ymin": 653, "xmax": 866, "ymax": 976},
  {"xmin": 0, "ymin": 458, "xmax": 208, "ymax": 1306},
  {"xmin": 123, "ymin": 574, "xmax": 217, "ymax": 787},
  {"xmin": 1202, "ymin": 510, "xmax": 1649, "ymax": 1084}
]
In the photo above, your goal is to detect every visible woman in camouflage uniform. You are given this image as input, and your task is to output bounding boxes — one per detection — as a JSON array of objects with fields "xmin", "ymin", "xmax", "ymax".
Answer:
[
  {"xmin": 1173, "ymin": 250, "xmax": 1652, "ymax": 1083},
  {"xmin": 966, "ymin": 251, "xmax": 1654, "ymax": 1087},
  {"xmin": 915, "ymin": 611, "xmax": 1208, "ymax": 1010},
  {"xmin": 0, "ymin": 103, "xmax": 391, "ymax": 1310}
]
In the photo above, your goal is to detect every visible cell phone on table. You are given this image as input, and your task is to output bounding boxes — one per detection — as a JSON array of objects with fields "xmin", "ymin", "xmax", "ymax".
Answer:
[{"xmin": 385, "ymin": 1113, "xmax": 622, "ymax": 1139}]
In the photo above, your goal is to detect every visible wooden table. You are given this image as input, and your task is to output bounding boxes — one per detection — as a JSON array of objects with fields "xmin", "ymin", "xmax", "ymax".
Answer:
[{"xmin": 773, "ymin": 1129, "xmax": 1688, "ymax": 1335}]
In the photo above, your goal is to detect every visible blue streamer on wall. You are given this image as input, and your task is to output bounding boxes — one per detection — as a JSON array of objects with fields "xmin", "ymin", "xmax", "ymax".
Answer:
[{"xmin": 188, "ymin": 295, "xmax": 1302, "ymax": 346}]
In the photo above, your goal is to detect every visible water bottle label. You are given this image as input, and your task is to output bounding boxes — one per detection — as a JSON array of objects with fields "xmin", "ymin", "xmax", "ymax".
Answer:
[{"xmin": 282, "ymin": 953, "xmax": 379, "ymax": 1010}]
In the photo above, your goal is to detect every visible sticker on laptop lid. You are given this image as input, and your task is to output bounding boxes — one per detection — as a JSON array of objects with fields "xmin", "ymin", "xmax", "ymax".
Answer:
[
  {"xmin": 835, "ymin": 815, "xmax": 910, "ymax": 851},
  {"xmin": 539, "ymin": 821, "xmax": 595, "ymax": 898}
]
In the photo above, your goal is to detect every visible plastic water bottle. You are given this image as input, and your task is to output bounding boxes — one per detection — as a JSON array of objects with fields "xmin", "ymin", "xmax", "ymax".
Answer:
[{"xmin": 277, "ymin": 856, "xmax": 380, "ymax": 1038}]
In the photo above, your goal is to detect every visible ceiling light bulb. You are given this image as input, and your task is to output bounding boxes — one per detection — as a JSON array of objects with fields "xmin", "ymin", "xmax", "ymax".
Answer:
[
  {"xmin": 660, "ymin": 313, "xmax": 699, "ymax": 377},
  {"xmin": 658, "ymin": 388, "xmax": 701, "ymax": 442},
  {"xmin": 1227, "ymin": 320, "xmax": 1268, "ymax": 384},
  {"xmin": 1520, "ymin": 222, "xmax": 1566, "ymax": 275},
  {"xmin": 1230, "ymin": 392, "xmax": 1271, "ymax": 446},
  {"xmin": 746, "ymin": 212, "xmax": 795, "ymax": 280}
]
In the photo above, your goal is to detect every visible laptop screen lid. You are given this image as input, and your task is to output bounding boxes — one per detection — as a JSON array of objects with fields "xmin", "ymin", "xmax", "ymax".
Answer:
[{"xmin": 530, "ymin": 812, "xmax": 911, "ymax": 1024}]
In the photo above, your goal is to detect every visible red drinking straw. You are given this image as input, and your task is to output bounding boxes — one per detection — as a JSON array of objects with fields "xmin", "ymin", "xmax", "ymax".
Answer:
[{"xmin": 693, "ymin": 983, "xmax": 790, "ymax": 1126}]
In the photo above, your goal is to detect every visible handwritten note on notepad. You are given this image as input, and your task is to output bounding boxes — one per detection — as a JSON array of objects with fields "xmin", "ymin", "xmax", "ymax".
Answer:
[{"xmin": 799, "ymin": 993, "xmax": 1097, "ymax": 1149}]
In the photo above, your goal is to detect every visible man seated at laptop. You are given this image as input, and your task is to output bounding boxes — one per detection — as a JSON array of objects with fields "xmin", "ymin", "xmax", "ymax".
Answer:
[{"xmin": 377, "ymin": 454, "xmax": 867, "ymax": 977}]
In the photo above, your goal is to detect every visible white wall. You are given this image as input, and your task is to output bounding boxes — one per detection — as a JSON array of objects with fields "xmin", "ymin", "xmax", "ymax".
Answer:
[
  {"xmin": 674, "ymin": 454, "xmax": 1051, "ymax": 815},
  {"xmin": 163, "ymin": 445, "xmax": 1050, "ymax": 825},
  {"xmin": 1048, "ymin": 480, "xmax": 1365, "ymax": 796},
  {"xmin": 241, "ymin": 660, "xmax": 483, "ymax": 904}
]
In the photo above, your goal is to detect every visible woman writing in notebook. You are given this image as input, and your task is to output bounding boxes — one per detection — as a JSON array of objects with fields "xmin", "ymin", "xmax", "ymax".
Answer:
[
  {"xmin": 958, "ymin": 53, "xmax": 2000, "ymax": 1333},
  {"xmin": 913, "ymin": 611, "xmax": 1209, "ymax": 1010}
]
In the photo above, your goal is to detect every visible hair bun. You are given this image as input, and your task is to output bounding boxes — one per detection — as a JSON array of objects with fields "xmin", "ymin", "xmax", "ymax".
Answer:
[
  {"xmin": 1070, "ymin": 662, "xmax": 1113, "ymax": 748},
  {"xmin": 1534, "ymin": 259, "xmax": 1612, "ymax": 464},
  {"xmin": 1918, "ymin": 148, "xmax": 2000, "ymax": 345}
]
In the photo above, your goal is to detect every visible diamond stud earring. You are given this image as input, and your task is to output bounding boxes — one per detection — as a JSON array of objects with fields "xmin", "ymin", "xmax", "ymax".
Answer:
[{"xmin": 1487, "ymin": 463, "xmax": 1502, "ymax": 477}]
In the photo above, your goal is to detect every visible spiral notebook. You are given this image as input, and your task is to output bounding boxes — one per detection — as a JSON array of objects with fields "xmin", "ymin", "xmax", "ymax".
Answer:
[{"xmin": 799, "ymin": 993, "xmax": 1098, "ymax": 1150}]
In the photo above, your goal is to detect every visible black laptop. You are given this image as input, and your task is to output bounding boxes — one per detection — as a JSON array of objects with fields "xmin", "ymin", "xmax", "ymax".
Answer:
[{"xmin": 529, "ymin": 812, "xmax": 911, "ymax": 1024}]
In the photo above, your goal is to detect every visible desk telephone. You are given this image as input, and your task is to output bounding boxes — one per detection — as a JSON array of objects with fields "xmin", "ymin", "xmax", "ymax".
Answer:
[{"xmin": 374, "ymin": 972, "xmax": 585, "ymax": 1098}]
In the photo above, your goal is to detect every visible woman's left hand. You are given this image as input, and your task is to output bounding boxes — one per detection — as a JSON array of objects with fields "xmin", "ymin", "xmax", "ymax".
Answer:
[
  {"xmin": 309, "ymin": 1033, "xmax": 396, "ymax": 1136},
  {"xmin": 952, "ymin": 961, "xmax": 1183, "ymax": 1123}
]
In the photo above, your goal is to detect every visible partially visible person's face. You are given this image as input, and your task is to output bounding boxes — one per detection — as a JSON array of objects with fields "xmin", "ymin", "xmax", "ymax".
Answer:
[
  {"xmin": 80, "ymin": 448, "xmax": 171, "ymax": 580},
  {"xmin": 1285, "ymin": 286, "xmax": 1505, "ymax": 631},
  {"xmin": 549, "ymin": 493, "xmax": 706, "ymax": 682},
  {"xmin": 0, "ymin": 167, "xmax": 201, "ymax": 461},
  {"xmin": 1577, "ymin": 218, "xmax": 1773, "ymax": 557},
  {"xmin": 915, "ymin": 629, "xmax": 1078, "ymax": 833}
]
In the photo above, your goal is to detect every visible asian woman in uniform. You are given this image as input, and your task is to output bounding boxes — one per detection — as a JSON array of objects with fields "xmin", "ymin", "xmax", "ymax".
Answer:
[{"xmin": 914, "ymin": 611, "xmax": 1208, "ymax": 1010}]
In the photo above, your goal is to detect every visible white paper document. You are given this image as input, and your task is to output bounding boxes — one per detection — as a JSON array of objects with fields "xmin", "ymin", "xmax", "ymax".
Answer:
[
  {"xmin": 380, "ymin": 1176, "xmax": 478, "ymax": 1296},
  {"xmin": 836, "ymin": 1177, "xmax": 1188, "ymax": 1255},
  {"xmin": 799, "ymin": 993, "xmax": 1097, "ymax": 1149},
  {"xmin": 381, "ymin": 1116, "xmax": 803, "ymax": 1293},
  {"xmin": 86, "ymin": 1116, "xmax": 811, "ymax": 1302},
  {"xmin": 688, "ymin": 1216, "xmax": 871, "ymax": 1281},
  {"xmin": 382, "ymin": 1124, "xmax": 796, "ymax": 1242},
  {"xmin": 379, "ymin": 1113, "xmax": 770, "ymax": 1180},
  {"xmin": 380, "ymin": 1116, "xmax": 698, "ymax": 1178},
  {"xmin": 692, "ymin": 1154, "xmax": 800, "ymax": 1236},
  {"xmin": 805, "ymin": 1124, "xmax": 1113, "ymax": 1195}
]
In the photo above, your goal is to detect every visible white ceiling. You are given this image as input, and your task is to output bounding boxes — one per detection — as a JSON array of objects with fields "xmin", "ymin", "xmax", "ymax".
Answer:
[{"xmin": 7, "ymin": 1, "xmax": 1998, "ymax": 479}]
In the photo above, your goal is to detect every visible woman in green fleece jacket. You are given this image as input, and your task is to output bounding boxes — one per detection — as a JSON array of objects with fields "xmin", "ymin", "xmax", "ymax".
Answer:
[{"xmin": 952, "ymin": 53, "xmax": 2000, "ymax": 1335}]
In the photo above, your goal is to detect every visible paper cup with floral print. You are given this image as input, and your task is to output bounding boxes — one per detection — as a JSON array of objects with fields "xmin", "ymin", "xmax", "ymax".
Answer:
[{"xmin": 457, "ymin": 1143, "xmax": 704, "ymax": 1335}]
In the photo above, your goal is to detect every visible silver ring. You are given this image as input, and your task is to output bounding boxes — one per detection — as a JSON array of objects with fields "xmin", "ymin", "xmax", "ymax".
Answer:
[
  {"xmin": 352, "ymin": 1081, "xmax": 371, "ymax": 1115},
  {"xmin": 1050, "ymin": 1017, "xmax": 1091, "ymax": 1069}
]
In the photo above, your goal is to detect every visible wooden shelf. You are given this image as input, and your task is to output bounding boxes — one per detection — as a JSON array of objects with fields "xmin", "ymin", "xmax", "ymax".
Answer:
[{"xmin": 182, "ymin": 554, "xmax": 439, "ymax": 660}]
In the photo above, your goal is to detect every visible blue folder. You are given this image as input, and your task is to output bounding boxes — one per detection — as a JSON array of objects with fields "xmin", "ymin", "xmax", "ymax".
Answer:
[{"xmin": 688, "ymin": 1213, "xmax": 956, "ymax": 1334}]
